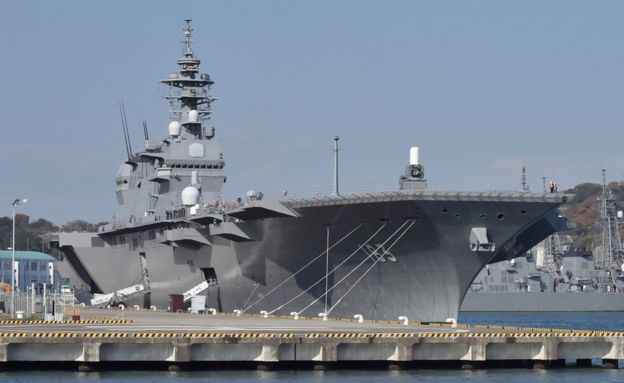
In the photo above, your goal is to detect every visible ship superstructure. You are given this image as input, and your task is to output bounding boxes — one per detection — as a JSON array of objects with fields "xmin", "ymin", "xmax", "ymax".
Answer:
[
  {"xmin": 115, "ymin": 20, "xmax": 224, "ymax": 226},
  {"xmin": 50, "ymin": 20, "xmax": 569, "ymax": 322}
]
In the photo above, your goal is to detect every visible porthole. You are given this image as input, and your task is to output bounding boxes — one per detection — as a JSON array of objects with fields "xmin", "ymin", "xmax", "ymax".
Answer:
[
  {"xmin": 520, "ymin": 210, "xmax": 527, "ymax": 215},
  {"xmin": 497, "ymin": 213, "xmax": 505, "ymax": 221},
  {"xmin": 454, "ymin": 213, "xmax": 461, "ymax": 219},
  {"xmin": 441, "ymin": 208, "xmax": 448, "ymax": 214},
  {"xmin": 480, "ymin": 214, "xmax": 486, "ymax": 219}
]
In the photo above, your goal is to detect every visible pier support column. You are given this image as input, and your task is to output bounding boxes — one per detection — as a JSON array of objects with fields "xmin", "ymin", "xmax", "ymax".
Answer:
[
  {"xmin": 391, "ymin": 344, "xmax": 412, "ymax": 362},
  {"xmin": 311, "ymin": 344, "xmax": 337, "ymax": 371},
  {"xmin": 0, "ymin": 343, "xmax": 7, "ymax": 362},
  {"xmin": 469, "ymin": 342, "xmax": 486, "ymax": 361},
  {"xmin": 82, "ymin": 342, "xmax": 100, "ymax": 362},
  {"xmin": 172, "ymin": 338, "xmax": 191, "ymax": 363},
  {"xmin": 602, "ymin": 359, "xmax": 618, "ymax": 369},
  {"xmin": 576, "ymin": 359, "xmax": 592, "ymax": 367}
]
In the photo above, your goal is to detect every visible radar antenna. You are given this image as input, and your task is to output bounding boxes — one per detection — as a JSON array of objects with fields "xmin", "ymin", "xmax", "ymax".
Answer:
[
  {"xmin": 182, "ymin": 19, "xmax": 194, "ymax": 56},
  {"xmin": 160, "ymin": 19, "xmax": 216, "ymax": 139}
]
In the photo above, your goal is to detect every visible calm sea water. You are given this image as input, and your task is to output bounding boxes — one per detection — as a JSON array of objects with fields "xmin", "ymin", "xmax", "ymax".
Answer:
[{"xmin": 1, "ymin": 312, "xmax": 624, "ymax": 383}]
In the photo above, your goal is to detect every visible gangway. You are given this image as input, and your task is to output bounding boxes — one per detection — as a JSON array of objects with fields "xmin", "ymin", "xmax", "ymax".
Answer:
[
  {"xmin": 90, "ymin": 284, "xmax": 146, "ymax": 307},
  {"xmin": 183, "ymin": 279, "xmax": 218, "ymax": 302}
]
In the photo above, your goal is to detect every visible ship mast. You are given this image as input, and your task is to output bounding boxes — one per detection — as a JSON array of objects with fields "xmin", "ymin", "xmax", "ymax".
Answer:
[
  {"xmin": 161, "ymin": 19, "xmax": 216, "ymax": 139},
  {"xmin": 599, "ymin": 169, "xmax": 624, "ymax": 268}
]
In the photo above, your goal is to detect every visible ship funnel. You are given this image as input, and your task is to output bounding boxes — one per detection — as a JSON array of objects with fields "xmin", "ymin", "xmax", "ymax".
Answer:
[
  {"xmin": 168, "ymin": 121, "xmax": 181, "ymax": 137},
  {"xmin": 409, "ymin": 147, "xmax": 419, "ymax": 166}
]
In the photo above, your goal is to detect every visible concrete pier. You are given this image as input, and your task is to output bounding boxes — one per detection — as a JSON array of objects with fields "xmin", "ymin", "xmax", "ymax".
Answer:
[{"xmin": 0, "ymin": 308, "xmax": 621, "ymax": 370}]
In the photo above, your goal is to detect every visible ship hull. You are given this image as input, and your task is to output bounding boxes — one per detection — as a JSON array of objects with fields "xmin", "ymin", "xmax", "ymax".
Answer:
[
  {"xmin": 461, "ymin": 291, "xmax": 624, "ymax": 312},
  {"xmin": 55, "ymin": 192, "xmax": 566, "ymax": 322}
]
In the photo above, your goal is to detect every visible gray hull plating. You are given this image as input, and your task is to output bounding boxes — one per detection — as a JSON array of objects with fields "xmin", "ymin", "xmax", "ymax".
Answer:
[
  {"xmin": 461, "ymin": 292, "xmax": 624, "ymax": 312},
  {"xmin": 57, "ymin": 192, "xmax": 565, "ymax": 322}
]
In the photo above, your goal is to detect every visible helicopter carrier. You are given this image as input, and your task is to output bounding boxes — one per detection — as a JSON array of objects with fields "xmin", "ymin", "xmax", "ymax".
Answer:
[{"xmin": 49, "ymin": 20, "xmax": 569, "ymax": 323}]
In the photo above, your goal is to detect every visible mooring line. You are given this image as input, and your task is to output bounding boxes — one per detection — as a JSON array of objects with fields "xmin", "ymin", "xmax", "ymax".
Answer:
[
  {"xmin": 297, "ymin": 220, "xmax": 412, "ymax": 315},
  {"xmin": 268, "ymin": 222, "xmax": 388, "ymax": 314},
  {"xmin": 243, "ymin": 224, "xmax": 362, "ymax": 313},
  {"xmin": 327, "ymin": 220, "xmax": 415, "ymax": 315}
]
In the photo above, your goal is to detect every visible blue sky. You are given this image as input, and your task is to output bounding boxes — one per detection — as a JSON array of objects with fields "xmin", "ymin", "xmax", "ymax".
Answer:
[{"xmin": 1, "ymin": 1, "xmax": 623, "ymax": 224}]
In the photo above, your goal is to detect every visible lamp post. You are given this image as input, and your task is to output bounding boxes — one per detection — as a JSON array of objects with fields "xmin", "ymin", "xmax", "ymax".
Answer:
[{"xmin": 11, "ymin": 198, "xmax": 27, "ymax": 318}]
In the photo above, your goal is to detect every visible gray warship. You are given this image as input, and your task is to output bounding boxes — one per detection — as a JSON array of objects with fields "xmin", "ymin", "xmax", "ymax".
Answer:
[
  {"xmin": 462, "ymin": 171, "xmax": 624, "ymax": 312},
  {"xmin": 49, "ymin": 20, "xmax": 569, "ymax": 322}
]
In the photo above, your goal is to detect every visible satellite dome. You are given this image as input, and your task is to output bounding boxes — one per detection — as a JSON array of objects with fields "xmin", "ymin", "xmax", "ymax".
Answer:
[
  {"xmin": 246, "ymin": 190, "xmax": 263, "ymax": 201},
  {"xmin": 181, "ymin": 186, "xmax": 200, "ymax": 206},
  {"xmin": 188, "ymin": 110, "xmax": 199, "ymax": 123},
  {"xmin": 168, "ymin": 121, "xmax": 181, "ymax": 137}
]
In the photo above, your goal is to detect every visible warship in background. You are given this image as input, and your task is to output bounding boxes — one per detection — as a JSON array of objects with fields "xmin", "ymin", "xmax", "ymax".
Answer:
[
  {"xmin": 46, "ymin": 20, "xmax": 569, "ymax": 322},
  {"xmin": 461, "ymin": 169, "xmax": 624, "ymax": 312}
]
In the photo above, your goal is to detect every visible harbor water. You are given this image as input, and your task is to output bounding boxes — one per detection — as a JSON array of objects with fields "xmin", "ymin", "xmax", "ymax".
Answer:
[{"xmin": 0, "ymin": 312, "xmax": 623, "ymax": 382}]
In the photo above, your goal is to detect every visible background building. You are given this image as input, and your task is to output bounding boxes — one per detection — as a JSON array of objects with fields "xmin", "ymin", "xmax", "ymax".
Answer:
[{"xmin": 0, "ymin": 250, "xmax": 57, "ymax": 293}]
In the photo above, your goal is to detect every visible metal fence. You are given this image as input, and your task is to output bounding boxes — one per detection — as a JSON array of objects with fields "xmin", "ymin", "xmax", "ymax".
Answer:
[{"xmin": 0, "ymin": 291, "xmax": 76, "ymax": 318}]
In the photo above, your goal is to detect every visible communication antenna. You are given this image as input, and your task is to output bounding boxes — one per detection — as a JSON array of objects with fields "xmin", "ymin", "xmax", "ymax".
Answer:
[
  {"xmin": 332, "ymin": 136, "xmax": 340, "ymax": 196},
  {"xmin": 119, "ymin": 102, "xmax": 131, "ymax": 159},
  {"xmin": 542, "ymin": 177, "xmax": 547, "ymax": 192},
  {"xmin": 143, "ymin": 121, "xmax": 149, "ymax": 141},
  {"xmin": 599, "ymin": 169, "xmax": 624, "ymax": 268},
  {"xmin": 521, "ymin": 167, "xmax": 529, "ymax": 191}
]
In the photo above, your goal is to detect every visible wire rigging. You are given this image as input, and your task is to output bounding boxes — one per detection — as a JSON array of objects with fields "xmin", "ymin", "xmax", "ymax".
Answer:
[
  {"xmin": 267, "ymin": 222, "xmax": 388, "ymax": 314},
  {"xmin": 242, "ymin": 224, "xmax": 362, "ymax": 313},
  {"xmin": 296, "ymin": 220, "xmax": 412, "ymax": 315},
  {"xmin": 326, "ymin": 220, "xmax": 415, "ymax": 315}
]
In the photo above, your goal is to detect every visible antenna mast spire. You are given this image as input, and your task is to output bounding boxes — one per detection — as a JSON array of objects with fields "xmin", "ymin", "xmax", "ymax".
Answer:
[
  {"xmin": 182, "ymin": 19, "xmax": 194, "ymax": 56},
  {"xmin": 599, "ymin": 169, "xmax": 623, "ymax": 268},
  {"xmin": 332, "ymin": 136, "xmax": 340, "ymax": 196},
  {"xmin": 521, "ymin": 166, "xmax": 529, "ymax": 191}
]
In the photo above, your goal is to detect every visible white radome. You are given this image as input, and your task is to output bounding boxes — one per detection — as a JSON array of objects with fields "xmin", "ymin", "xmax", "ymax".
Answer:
[
  {"xmin": 409, "ymin": 146, "xmax": 419, "ymax": 166},
  {"xmin": 168, "ymin": 121, "xmax": 182, "ymax": 136},
  {"xmin": 188, "ymin": 110, "xmax": 200, "ymax": 123},
  {"xmin": 181, "ymin": 186, "xmax": 200, "ymax": 206}
]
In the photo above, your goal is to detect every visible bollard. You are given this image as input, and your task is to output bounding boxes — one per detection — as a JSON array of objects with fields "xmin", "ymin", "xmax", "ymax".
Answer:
[
  {"xmin": 353, "ymin": 314, "xmax": 364, "ymax": 323},
  {"xmin": 150, "ymin": 305, "xmax": 157, "ymax": 311},
  {"xmin": 260, "ymin": 310, "xmax": 268, "ymax": 318},
  {"xmin": 133, "ymin": 305, "xmax": 140, "ymax": 310},
  {"xmin": 398, "ymin": 316, "xmax": 409, "ymax": 325},
  {"xmin": 233, "ymin": 309, "xmax": 242, "ymax": 317},
  {"xmin": 290, "ymin": 312, "xmax": 299, "ymax": 320},
  {"xmin": 119, "ymin": 304, "xmax": 125, "ymax": 310},
  {"xmin": 318, "ymin": 312, "xmax": 328, "ymax": 321},
  {"xmin": 445, "ymin": 317, "xmax": 457, "ymax": 328},
  {"xmin": 207, "ymin": 308, "xmax": 216, "ymax": 315}
]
